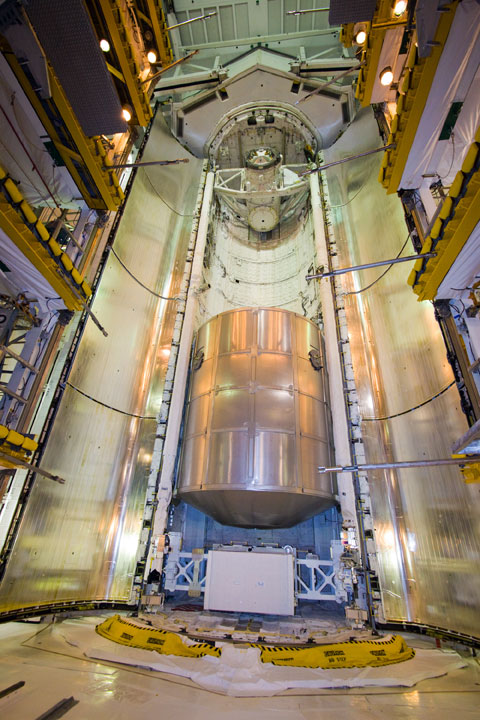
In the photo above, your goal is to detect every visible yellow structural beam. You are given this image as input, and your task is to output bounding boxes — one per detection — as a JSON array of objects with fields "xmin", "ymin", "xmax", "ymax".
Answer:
[
  {"xmin": 99, "ymin": 0, "xmax": 153, "ymax": 126},
  {"xmin": 407, "ymin": 129, "xmax": 480, "ymax": 300},
  {"xmin": 48, "ymin": 66, "xmax": 125, "ymax": 211},
  {"xmin": 0, "ymin": 425, "xmax": 38, "ymax": 470},
  {"xmin": 145, "ymin": 0, "xmax": 173, "ymax": 66},
  {"xmin": 1, "ymin": 42, "xmax": 123, "ymax": 212},
  {"xmin": 0, "ymin": 165, "xmax": 93, "ymax": 309},
  {"xmin": 106, "ymin": 62, "xmax": 126, "ymax": 83},
  {"xmin": 0, "ymin": 199, "xmax": 82, "ymax": 310},
  {"xmin": 380, "ymin": 2, "xmax": 459, "ymax": 194},
  {"xmin": 353, "ymin": 0, "xmax": 391, "ymax": 107}
]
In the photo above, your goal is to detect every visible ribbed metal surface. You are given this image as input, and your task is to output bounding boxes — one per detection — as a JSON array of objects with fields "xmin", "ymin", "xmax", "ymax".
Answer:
[
  {"xmin": 325, "ymin": 110, "xmax": 480, "ymax": 638},
  {"xmin": 177, "ymin": 308, "xmax": 335, "ymax": 528},
  {"xmin": 26, "ymin": 0, "xmax": 126, "ymax": 136},
  {"xmin": 0, "ymin": 118, "xmax": 201, "ymax": 613},
  {"xmin": 329, "ymin": 0, "xmax": 377, "ymax": 24}
]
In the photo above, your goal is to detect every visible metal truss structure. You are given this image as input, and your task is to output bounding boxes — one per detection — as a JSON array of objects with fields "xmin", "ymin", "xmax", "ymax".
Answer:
[{"xmin": 164, "ymin": 550, "xmax": 345, "ymax": 602}]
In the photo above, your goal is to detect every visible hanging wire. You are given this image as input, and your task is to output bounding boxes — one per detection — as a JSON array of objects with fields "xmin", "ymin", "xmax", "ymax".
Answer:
[
  {"xmin": 143, "ymin": 170, "xmax": 194, "ymax": 218},
  {"xmin": 109, "ymin": 247, "xmax": 178, "ymax": 300},
  {"xmin": 438, "ymin": 133, "xmax": 456, "ymax": 180},
  {"xmin": 344, "ymin": 234, "xmax": 411, "ymax": 296},
  {"xmin": 66, "ymin": 381, "xmax": 156, "ymax": 419},
  {"xmin": 329, "ymin": 178, "xmax": 369, "ymax": 209},
  {"xmin": 362, "ymin": 380, "xmax": 455, "ymax": 421}
]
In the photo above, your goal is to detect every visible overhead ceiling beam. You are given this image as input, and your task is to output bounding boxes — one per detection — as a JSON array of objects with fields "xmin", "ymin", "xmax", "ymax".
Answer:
[{"xmin": 179, "ymin": 27, "xmax": 340, "ymax": 51}]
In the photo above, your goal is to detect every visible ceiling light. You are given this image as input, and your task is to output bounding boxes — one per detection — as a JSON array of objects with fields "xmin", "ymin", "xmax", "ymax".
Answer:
[
  {"xmin": 99, "ymin": 38, "xmax": 110, "ymax": 52},
  {"xmin": 122, "ymin": 106, "xmax": 132, "ymax": 122},
  {"xmin": 353, "ymin": 22, "xmax": 367, "ymax": 46},
  {"xmin": 355, "ymin": 29, "xmax": 367, "ymax": 45},
  {"xmin": 393, "ymin": 0, "xmax": 407, "ymax": 16},
  {"xmin": 379, "ymin": 66, "xmax": 394, "ymax": 86},
  {"xmin": 147, "ymin": 50, "xmax": 157, "ymax": 64}
]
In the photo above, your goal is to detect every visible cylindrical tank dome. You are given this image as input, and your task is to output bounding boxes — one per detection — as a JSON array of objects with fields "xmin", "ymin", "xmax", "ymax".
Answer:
[{"xmin": 177, "ymin": 308, "xmax": 336, "ymax": 528}]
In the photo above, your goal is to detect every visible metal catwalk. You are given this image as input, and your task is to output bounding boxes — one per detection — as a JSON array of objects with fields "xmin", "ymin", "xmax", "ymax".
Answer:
[
  {"xmin": 325, "ymin": 109, "xmax": 479, "ymax": 638},
  {"xmin": 0, "ymin": 117, "xmax": 201, "ymax": 612}
]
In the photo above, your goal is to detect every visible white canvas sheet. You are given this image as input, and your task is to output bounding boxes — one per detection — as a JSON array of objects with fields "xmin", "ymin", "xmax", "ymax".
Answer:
[
  {"xmin": 81, "ymin": 634, "xmax": 466, "ymax": 697},
  {"xmin": 400, "ymin": 0, "xmax": 480, "ymax": 190}
]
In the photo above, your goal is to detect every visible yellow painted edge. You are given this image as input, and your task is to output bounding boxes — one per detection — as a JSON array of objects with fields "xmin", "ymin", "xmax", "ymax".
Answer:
[
  {"xmin": 0, "ymin": 200, "xmax": 82, "ymax": 310},
  {"xmin": 418, "ymin": 180, "xmax": 480, "ymax": 300},
  {"xmin": 355, "ymin": 0, "xmax": 392, "ymax": 105},
  {"xmin": 100, "ymin": 0, "xmax": 153, "ymax": 126},
  {"xmin": 48, "ymin": 65, "xmax": 121, "ymax": 212},
  {"xmin": 359, "ymin": 28, "xmax": 387, "ymax": 107},
  {"xmin": 385, "ymin": 2, "xmax": 459, "ymax": 194},
  {"xmin": 0, "ymin": 43, "xmax": 107, "ymax": 211},
  {"xmin": 146, "ymin": 0, "xmax": 173, "ymax": 66}
]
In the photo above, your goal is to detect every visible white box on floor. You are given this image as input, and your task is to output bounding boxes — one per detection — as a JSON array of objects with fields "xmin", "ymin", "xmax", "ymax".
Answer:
[{"xmin": 204, "ymin": 549, "xmax": 295, "ymax": 615}]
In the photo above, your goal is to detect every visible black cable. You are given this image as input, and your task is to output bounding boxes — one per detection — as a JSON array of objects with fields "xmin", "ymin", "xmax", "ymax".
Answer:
[
  {"xmin": 329, "ymin": 178, "xmax": 368, "ymax": 209},
  {"xmin": 438, "ymin": 133, "xmax": 455, "ymax": 180},
  {"xmin": 362, "ymin": 380, "xmax": 455, "ymax": 422},
  {"xmin": 143, "ymin": 170, "xmax": 194, "ymax": 218},
  {"xmin": 344, "ymin": 234, "xmax": 411, "ymax": 296},
  {"xmin": 450, "ymin": 299, "xmax": 466, "ymax": 317},
  {"xmin": 109, "ymin": 247, "xmax": 178, "ymax": 300},
  {"xmin": 66, "ymin": 381, "xmax": 156, "ymax": 419}
]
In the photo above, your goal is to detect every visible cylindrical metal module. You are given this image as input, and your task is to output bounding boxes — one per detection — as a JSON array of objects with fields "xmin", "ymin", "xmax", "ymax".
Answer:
[{"xmin": 177, "ymin": 308, "xmax": 336, "ymax": 528}]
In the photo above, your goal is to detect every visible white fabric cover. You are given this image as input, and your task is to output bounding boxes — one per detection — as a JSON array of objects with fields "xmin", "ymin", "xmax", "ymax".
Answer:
[
  {"xmin": 399, "ymin": 0, "xmax": 480, "ymax": 190},
  {"xmin": 84, "ymin": 636, "xmax": 467, "ymax": 697},
  {"xmin": 437, "ymin": 219, "xmax": 480, "ymax": 299}
]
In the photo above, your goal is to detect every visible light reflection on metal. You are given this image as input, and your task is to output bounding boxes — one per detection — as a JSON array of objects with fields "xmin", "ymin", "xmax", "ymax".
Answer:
[
  {"xmin": 0, "ymin": 118, "xmax": 201, "ymax": 613},
  {"xmin": 325, "ymin": 112, "xmax": 479, "ymax": 636},
  {"xmin": 177, "ymin": 308, "xmax": 335, "ymax": 528},
  {"xmin": 166, "ymin": 12, "xmax": 217, "ymax": 31},
  {"xmin": 306, "ymin": 253, "xmax": 436, "ymax": 280}
]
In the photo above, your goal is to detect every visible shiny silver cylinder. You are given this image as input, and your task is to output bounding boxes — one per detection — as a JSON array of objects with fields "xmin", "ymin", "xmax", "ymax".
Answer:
[{"xmin": 177, "ymin": 308, "xmax": 336, "ymax": 528}]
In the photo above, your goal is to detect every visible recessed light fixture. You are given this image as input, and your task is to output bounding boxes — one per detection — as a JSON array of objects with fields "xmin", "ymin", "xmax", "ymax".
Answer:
[
  {"xmin": 379, "ymin": 66, "xmax": 394, "ymax": 86},
  {"xmin": 393, "ymin": 0, "xmax": 407, "ymax": 16},
  {"xmin": 122, "ymin": 106, "xmax": 132, "ymax": 122},
  {"xmin": 147, "ymin": 50, "xmax": 157, "ymax": 64},
  {"xmin": 355, "ymin": 29, "xmax": 367, "ymax": 45},
  {"xmin": 353, "ymin": 22, "xmax": 367, "ymax": 46},
  {"xmin": 99, "ymin": 38, "xmax": 110, "ymax": 52}
]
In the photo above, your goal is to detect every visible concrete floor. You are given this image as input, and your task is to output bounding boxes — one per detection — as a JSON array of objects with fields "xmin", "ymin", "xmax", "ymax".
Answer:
[{"xmin": 0, "ymin": 618, "xmax": 479, "ymax": 719}]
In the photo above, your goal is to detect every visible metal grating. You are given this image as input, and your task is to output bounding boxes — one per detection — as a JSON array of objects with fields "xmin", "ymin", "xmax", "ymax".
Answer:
[
  {"xmin": 329, "ymin": 0, "xmax": 377, "ymax": 25},
  {"xmin": 25, "ymin": 0, "xmax": 126, "ymax": 136}
]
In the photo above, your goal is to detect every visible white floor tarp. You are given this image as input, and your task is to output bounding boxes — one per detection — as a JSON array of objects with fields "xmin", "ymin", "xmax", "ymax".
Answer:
[{"xmin": 80, "ymin": 634, "xmax": 466, "ymax": 697}]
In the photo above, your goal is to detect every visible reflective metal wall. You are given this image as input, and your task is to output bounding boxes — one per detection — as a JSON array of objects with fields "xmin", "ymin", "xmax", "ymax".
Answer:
[
  {"xmin": 0, "ymin": 117, "xmax": 202, "ymax": 612},
  {"xmin": 325, "ymin": 108, "xmax": 480, "ymax": 637},
  {"xmin": 178, "ymin": 308, "xmax": 335, "ymax": 528}
]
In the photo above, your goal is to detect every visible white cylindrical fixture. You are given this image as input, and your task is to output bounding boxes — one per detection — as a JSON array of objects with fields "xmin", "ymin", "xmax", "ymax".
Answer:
[{"xmin": 309, "ymin": 172, "xmax": 357, "ymax": 528}]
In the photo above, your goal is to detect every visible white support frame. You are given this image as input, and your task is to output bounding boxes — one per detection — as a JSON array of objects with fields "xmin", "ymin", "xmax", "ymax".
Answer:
[{"xmin": 164, "ymin": 551, "xmax": 343, "ymax": 602}]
